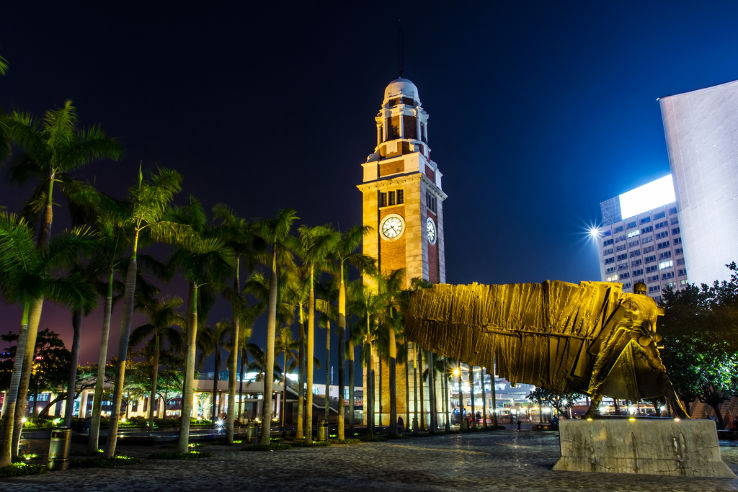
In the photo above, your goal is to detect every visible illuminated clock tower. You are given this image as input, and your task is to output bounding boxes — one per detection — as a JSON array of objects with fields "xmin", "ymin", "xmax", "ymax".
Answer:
[
  {"xmin": 357, "ymin": 78, "xmax": 447, "ymax": 427},
  {"xmin": 357, "ymin": 78, "xmax": 447, "ymax": 286}
]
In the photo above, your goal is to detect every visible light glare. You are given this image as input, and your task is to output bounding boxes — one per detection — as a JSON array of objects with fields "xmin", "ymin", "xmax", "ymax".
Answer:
[{"xmin": 618, "ymin": 175, "xmax": 675, "ymax": 220}]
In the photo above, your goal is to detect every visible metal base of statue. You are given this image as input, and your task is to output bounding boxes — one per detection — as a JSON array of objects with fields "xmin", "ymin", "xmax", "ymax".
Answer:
[{"xmin": 553, "ymin": 419, "xmax": 735, "ymax": 478}]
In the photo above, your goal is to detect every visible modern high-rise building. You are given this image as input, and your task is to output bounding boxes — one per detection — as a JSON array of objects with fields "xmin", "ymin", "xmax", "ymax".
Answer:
[
  {"xmin": 596, "ymin": 175, "xmax": 688, "ymax": 302},
  {"xmin": 659, "ymin": 80, "xmax": 738, "ymax": 285},
  {"xmin": 357, "ymin": 78, "xmax": 447, "ymax": 428}
]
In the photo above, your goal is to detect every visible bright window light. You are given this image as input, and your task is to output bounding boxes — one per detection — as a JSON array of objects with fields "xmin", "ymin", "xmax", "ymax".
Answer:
[
  {"xmin": 627, "ymin": 230, "xmax": 640, "ymax": 238},
  {"xmin": 606, "ymin": 274, "xmax": 618, "ymax": 282},
  {"xmin": 618, "ymin": 175, "xmax": 676, "ymax": 220},
  {"xmin": 659, "ymin": 260, "xmax": 673, "ymax": 270}
]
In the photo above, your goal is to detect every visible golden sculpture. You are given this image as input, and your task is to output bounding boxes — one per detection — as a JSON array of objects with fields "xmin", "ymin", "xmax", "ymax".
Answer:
[{"xmin": 405, "ymin": 280, "xmax": 689, "ymax": 418}]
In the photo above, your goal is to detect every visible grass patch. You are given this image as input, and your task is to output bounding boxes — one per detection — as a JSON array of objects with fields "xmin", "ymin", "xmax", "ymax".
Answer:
[
  {"xmin": 148, "ymin": 450, "xmax": 212, "ymax": 460},
  {"xmin": 241, "ymin": 443, "xmax": 292, "ymax": 451},
  {"xmin": 290, "ymin": 439, "xmax": 330, "ymax": 447},
  {"xmin": 330, "ymin": 438, "xmax": 361, "ymax": 445},
  {"xmin": 0, "ymin": 462, "xmax": 47, "ymax": 478},
  {"xmin": 71, "ymin": 455, "xmax": 142, "ymax": 468}
]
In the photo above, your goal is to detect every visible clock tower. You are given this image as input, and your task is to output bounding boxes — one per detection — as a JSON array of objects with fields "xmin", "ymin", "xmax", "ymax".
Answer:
[
  {"xmin": 357, "ymin": 78, "xmax": 447, "ymax": 286},
  {"xmin": 357, "ymin": 78, "xmax": 447, "ymax": 427}
]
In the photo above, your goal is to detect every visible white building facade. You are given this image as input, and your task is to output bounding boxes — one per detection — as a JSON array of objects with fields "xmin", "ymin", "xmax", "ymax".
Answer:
[
  {"xmin": 659, "ymin": 79, "xmax": 738, "ymax": 285},
  {"xmin": 596, "ymin": 175, "xmax": 688, "ymax": 302}
]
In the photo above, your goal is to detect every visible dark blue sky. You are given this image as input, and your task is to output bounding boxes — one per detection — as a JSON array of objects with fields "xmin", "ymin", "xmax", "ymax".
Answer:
[{"xmin": 2, "ymin": 2, "xmax": 738, "ymax": 374}]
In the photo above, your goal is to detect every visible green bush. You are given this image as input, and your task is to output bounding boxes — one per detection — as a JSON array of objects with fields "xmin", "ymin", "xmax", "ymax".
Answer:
[
  {"xmin": 0, "ymin": 462, "xmax": 47, "ymax": 478},
  {"xmin": 71, "ymin": 456, "xmax": 142, "ymax": 468}
]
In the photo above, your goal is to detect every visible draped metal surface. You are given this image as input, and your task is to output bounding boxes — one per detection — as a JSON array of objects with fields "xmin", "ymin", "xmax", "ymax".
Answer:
[{"xmin": 405, "ymin": 280, "xmax": 676, "ymax": 402}]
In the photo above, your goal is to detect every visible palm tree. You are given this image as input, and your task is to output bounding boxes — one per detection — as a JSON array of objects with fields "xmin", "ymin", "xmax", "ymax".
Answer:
[
  {"xmin": 328, "ymin": 225, "xmax": 371, "ymax": 440},
  {"xmin": 275, "ymin": 326, "xmax": 298, "ymax": 427},
  {"xmin": 196, "ymin": 321, "xmax": 231, "ymax": 421},
  {"xmin": 469, "ymin": 365, "xmax": 476, "ymax": 429},
  {"xmin": 0, "ymin": 213, "xmax": 96, "ymax": 465},
  {"xmin": 3, "ymin": 101, "xmax": 121, "ymax": 457},
  {"xmin": 297, "ymin": 224, "xmax": 339, "ymax": 441},
  {"xmin": 375, "ymin": 268, "xmax": 404, "ymax": 437},
  {"xmin": 166, "ymin": 197, "xmax": 232, "ymax": 454},
  {"xmin": 0, "ymin": 54, "xmax": 8, "ymax": 75},
  {"xmin": 105, "ymin": 167, "xmax": 184, "ymax": 458},
  {"xmin": 255, "ymin": 209, "xmax": 298, "ymax": 444},
  {"xmin": 129, "ymin": 295, "xmax": 184, "ymax": 429},
  {"xmin": 213, "ymin": 203, "xmax": 262, "ymax": 443},
  {"xmin": 316, "ymin": 278, "xmax": 338, "ymax": 424}
]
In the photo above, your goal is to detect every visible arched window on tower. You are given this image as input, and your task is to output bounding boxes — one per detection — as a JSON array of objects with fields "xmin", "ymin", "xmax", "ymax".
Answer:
[
  {"xmin": 388, "ymin": 116, "xmax": 401, "ymax": 140},
  {"xmin": 403, "ymin": 115, "xmax": 417, "ymax": 140}
]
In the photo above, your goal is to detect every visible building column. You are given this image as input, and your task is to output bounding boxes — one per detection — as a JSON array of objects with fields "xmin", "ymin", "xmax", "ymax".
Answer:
[{"xmin": 399, "ymin": 110, "xmax": 404, "ymax": 138}]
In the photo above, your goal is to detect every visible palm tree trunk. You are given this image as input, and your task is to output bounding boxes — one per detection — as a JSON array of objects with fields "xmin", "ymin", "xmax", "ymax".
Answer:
[
  {"xmin": 281, "ymin": 351, "xmax": 287, "ymax": 428},
  {"xmin": 428, "ymin": 352, "xmax": 437, "ymax": 433},
  {"xmin": 64, "ymin": 309, "xmax": 83, "ymax": 427},
  {"xmin": 469, "ymin": 366, "xmax": 475, "ymax": 429},
  {"xmin": 337, "ymin": 275, "xmax": 346, "ymax": 440},
  {"xmin": 178, "ymin": 282, "xmax": 198, "ymax": 454},
  {"xmin": 212, "ymin": 352, "xmax": 220, "ymax": 422},
  {"xmin": 481, "ymin": 367, "xmax": 488, "ymax": 429},
  {"xmin": 443, "ymin": 359, "xmax": 450, "ymax": 432},
  {"xmin": 239, "ymin": 352, "xmax": 245, "ymax": 421},
  {"xmin": 378, "ymin": 356, "xmax": 382, "ymax": 426},
  {"xmin": 388, "ymin": 327, "xmax": 397, "ymax": 437},
  {"xmin": 226, "ymin": 257, "xmax": 240, "ymax": 443},
  {"xmin": 296, "ymin": 306, "xmax": 305, "ymax": 440},
  {"xmin": 0, "ymin": 303, "xmax": 30, "ymax": 466},
  {"xmin": 105, "ymin": 243, "xmax": 138, "ymax": 458},
  {"xmin": 11, "ymin": 178, "xmax": 55, "ymax": 460},
  {"xmin": 366, "ymin": 342, "xmax": 374, "ymax": 438},
  {"xmin": 404, "ymin": 342, "xmax": 410, "ymax": 432},
  {"xmin": 149, "ymin": 332, "xmax": 160, "ymax": 431},
  {"xmin": 418, "ymin": 349, "xmax": 425, "ymax": 431},
  {"xmin": 457, "ymin": 362, "xmax": 463, "ymax": 428},
  {"xmin": 348, "ymin": 338, "xmax": 355, "ymax": 434},
  {"xmin": 12, "ymin": 297, "xmax": 43, "ymax": 460},
  {"xmin": 89, "ymin": 271, "xmax": 114, "ymax": 452},
  {"xmin": 260, "ymin": 249, "xmax": 278, "ymax": 445},
  {"xmin": 324, "ymin": 320, "xmax": 330, "ymax": 423},
  {"xmin": 490, "ymin": 359, "xmax": 497, "ymax": 427},
  {"xmin": 305, "ymin": 267, "xmax": 316, "ymax": 441},
  {"xmin": 413, "ymin": 343, "xmax": 419, "ymax": 432}
]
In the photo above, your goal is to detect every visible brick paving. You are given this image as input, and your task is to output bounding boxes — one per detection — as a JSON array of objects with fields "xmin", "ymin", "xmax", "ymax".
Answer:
[{"xmin": 2, "ymin": 429, "xmax": 737, "ymax": 491}]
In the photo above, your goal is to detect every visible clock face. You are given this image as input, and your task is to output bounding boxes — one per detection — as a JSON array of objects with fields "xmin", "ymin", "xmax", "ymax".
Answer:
[
  {"xmin": 381, "ymin": 214, "xmax": 404, "ymax": 240},
  {"xmin": 426, "ymin": 217, "xmax": 437, "ymax": 244}
]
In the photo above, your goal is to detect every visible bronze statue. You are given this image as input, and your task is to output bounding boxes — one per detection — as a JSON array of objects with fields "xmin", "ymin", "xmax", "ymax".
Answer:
[{"xmin": 405, "ymin": 280, "xmax": 688, "ymax": 418}]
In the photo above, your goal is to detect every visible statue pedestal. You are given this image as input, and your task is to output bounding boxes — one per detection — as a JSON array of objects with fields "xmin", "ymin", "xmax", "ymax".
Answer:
[{"xmin": 553, "ymin": 419, "xmax": 735, "ymax": 478}]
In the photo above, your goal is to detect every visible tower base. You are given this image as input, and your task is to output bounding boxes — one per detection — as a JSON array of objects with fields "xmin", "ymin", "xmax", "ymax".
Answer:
[{"xmin": 553, "ymin": 419, "xmax": 735, "ymax": 478}]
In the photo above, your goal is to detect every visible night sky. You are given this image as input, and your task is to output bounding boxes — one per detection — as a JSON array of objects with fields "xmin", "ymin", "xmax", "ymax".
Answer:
[{"xmin": 2, "ymin": 2, "xmax": 738, "ymax": 378}]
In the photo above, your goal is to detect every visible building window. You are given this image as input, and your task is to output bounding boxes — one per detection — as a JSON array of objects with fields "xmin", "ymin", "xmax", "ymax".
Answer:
[
  {"xmin": 618, "ymin": 263, "xmax": 629, "ymax": 271},
  {"xmin": 631, "ymin": 259, "xmax": 642, "ymax": 268},
  {"xmin": 640, "ymin": 217, "xmax": 651, "ymax": 224},
  {"xmin": 388, "ymin": 191, "xmax": 396, "ymax": 206},
  {"xmin": 655, "ymin": 221, "xmax": 668, "ymax": 229},
  {"xmin": 617, "ymin": 253, "xmax": 628, "ymax": 261},
  {"xmin": 426, "ymin": 192, "xmax": 437, "ymax": 213},
  {"xmin": 676, "ymin": 258, "xmax": 685, "ymax": 266},
  {"xmin": 672, "ymin": 227, "xmax": 680, "ymax": 235},
  {"xmin": 659, "ymin": 251, "xmax": 672, "ymax": 260},
  {"xmin": 632, "ymin": 268, "xmax": 644, "ymax": 276},
  {"xmin": 627, "ymin": 230, "xmax": 640, "ymax": 238},
  {"xmin": 620, "ymin": 272, "xmax": 630, "ymax": 279},
  {"xmin": 643, "ymin": 245, "xmax": 655, "ymax": 253},
  {"xmin": 646, "ymin": 265, "xmax": 658, "ymax": 273},
  {"xmin": 678, "ymin": 269, "xmax": 687, "ymax": 276},
  {"xmin": 680, "ymin": 279, "xmax": 688, "ymax": 285},
  {"xmin": 641, "ymin": 236, "xmax": 653, "ymax": 244},
  {"xmin": 627, "ymin": 221, "xmax": 637, "ymax": 228},
  {"xmin": 647, "ymin": 275, "xmax": 660, "ymax": 283},
  {"xmin": 616, "ymin": 244, "xmax": 626, "ymax": 252},
  {"xmin": 662, "ymin": 271, "xmax": 675, "ymax": 280},
  {"xmin": 623, "ymin": 282, "xmax": 631, "ymax": 289},
  {"xmin": 605, "ymin": 257, "xmax": 615, "ymax": 265},
  {"xmin": 659, "ymin": 260, "xmax": 673, "ymax": 270},
  {"xmin": 657, "ymin": 241, "xmax": 670, "ymax": 250},
  {"xmin": 614, "ymin": 225, "xmax": 624, "ymax": 233},
  {"xmin": 603, "ymin": 238, "xmax": 614, "ymax": 246},
  {"xmin": 606, "ymin": 266, "xmax": 616, "ymax": 274},
  {"xmin": 670, "ymin": 217, "xmax": 679, "ymax": 225},
  {"xmin": 379, "ymin": 192, "xmax": 387, "ymax": 207},
  {"xmin": 628, "ymin": 240, "xmax": 640, "ymax": 248},
  {"xmin": 606, "ymin": 274, "xmax": 618, "ymax": 282},
  {"xmin": 641, "ymin": 226, "xmax": 653, "ymax": 234},
  {"xmin": 645, "ymin": 255, "xmax": 657, "ymax": 264},
  {"xmin": 603, "ymin": 248, "xmax": 613, "ymax": 255},
  {"xmin": 649, "ymin": 286, "xmax": 660, "ymax": 293},
  {"xmin": 397, "ymin": 189, "xmax": 404, "ymax": 204},
  {"xmin": 675, "ymin": 248, "xmax": 683, "ymax": 255},
  {"xmin": 629, "ymin": 250, "xmax": 641, "ymax": 257},
  {"xmin": 673, "ymin": 237, "xmax": 682, "ymax": 245},
  {"xmin": 656, "ymin": 231, "xmax": 669, "ymax": 240},
  {"xmin": 669, "ymin": 207, "xmax": 678, "ymax": 215},
  {"xmin": 653, "ymin": 211, "xmax": 666, "ymax": 220}
]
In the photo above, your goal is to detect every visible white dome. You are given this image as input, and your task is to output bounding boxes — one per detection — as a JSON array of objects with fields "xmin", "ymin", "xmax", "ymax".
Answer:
[{"xmin": 383, "ymin": 78, "xmax": 420, "ymax": 104}]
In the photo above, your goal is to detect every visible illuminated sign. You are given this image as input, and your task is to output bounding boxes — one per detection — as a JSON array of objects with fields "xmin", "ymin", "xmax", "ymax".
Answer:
[{"xmin": 618, "ymin": 175, "xmax": 675, "ymax": 220}]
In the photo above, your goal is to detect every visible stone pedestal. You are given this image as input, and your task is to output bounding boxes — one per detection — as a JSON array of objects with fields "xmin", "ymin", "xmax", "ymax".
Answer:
[{"xmin": 554, "ymin": 419, "xmax": 735, "ymax": 478}]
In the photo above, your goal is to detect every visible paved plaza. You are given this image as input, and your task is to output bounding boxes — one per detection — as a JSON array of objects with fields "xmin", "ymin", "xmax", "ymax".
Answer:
[{"xmin": 2, "ymin": 429, "xmax": 738, "ymax": 491}]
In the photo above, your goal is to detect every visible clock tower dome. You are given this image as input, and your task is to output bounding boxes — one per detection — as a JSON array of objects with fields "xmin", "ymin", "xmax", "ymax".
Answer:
[
  {"xmin": 357, "ymin": 78, "xmax": 447, "ymax": 429},
  {"xmin": 357, "ymin": 78, "xmax": 447, "ymax": 286}
]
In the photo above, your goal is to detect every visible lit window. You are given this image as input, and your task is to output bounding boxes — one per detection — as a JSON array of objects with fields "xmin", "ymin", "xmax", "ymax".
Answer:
[
  {"xmin": 606, "ymin": 274, "xmax": 618, "ymax": 282},
  {"xmin": 627, "ymin": 230, "xmax": 640, "ymax": 238},
  {"xmin": 659, "ymin": 260, "xmax": 673, "ymax": 270}
]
